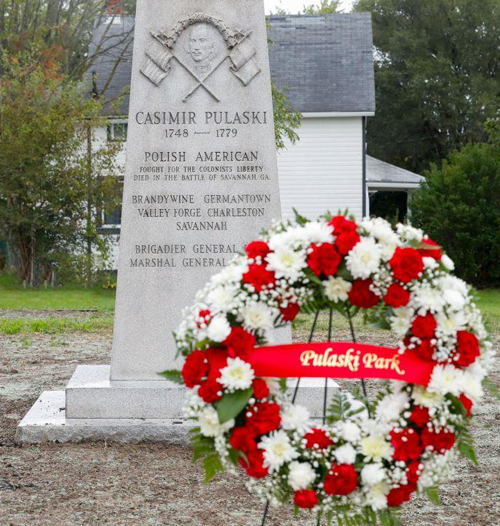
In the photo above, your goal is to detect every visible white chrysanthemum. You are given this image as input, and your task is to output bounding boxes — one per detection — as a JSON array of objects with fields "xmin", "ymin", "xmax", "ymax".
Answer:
[
  {"xmin": 436, "ymin": 311, "xmax": 467, "ymax": 336},
  {"xmin": 361, "ymin": 217, "xmax": 399, "ymax": 246},
  {"xmin": 346, "ymin": 237, "xmax": 383, "ymax": 279},
  {"xmin": 361, "ymin": 463, "xmax": 386, "ymax": 486},
  {"xmin": 412, "ymin": 385, "xmax": 445, "ymax": 408},
  {"xmin": 281, "ymin": 404, "xmax": 310, "ymax": 432},
  {"xmin": 428, "ymin": 364, "xmax": 463, "ymax": 397},
  {"xmin": 338, "ymin": 421, "xmax": 361, "ymax": 443},
  {"xmin": 441, "ymin": 254, "xmax": 455, "ymax": 270},
  {"xmin": 360, "ymin": 434, "xmax": 393, "ymax": 462},
  {"xmin": 206, "ymin": 286, "xmax": 236, "ymax": 313},
  {"xmin": 288, "ymin": 461, "xmax": 317, "ymax": 491},
  {"xmin": 334, "ymin": 443, "xmax": 357, "ymax": 464},
  {"xmin": 207, "ymin": 315, "xmax": 231, "ymax": 342},
  {"xmin": 303, "ymin": 221, "xmax": 335, "ymax": 244},
  {"xmin": 390, "ymin": 308, "xmax": 414, "ymax": 338},
  {"xmin": 459, "ymin": 370, "xmax": 484, "ymax": 403},
  {"xmin": 412, "ymin": 283, "xmax": 446, "ymax": 312},
  {"xmin": 269, "ymin": 227, "xmax": 308, "ymax": 251},
  {"xmin": 264, "ymin": 377, "xmax": 281, "ymax": 395},
  {"xmin": 396, "ymin": 224, "xmax": 424, "ymax": 242},
  {"xmin": 259, "ymin": 431, "xmax": 299, "ymax": 471},
  {"xmin": 219, "ymin": 357, "xmax": 255, "ymax": 390},
  {"xmin": 266, "ymin": 247, "xmax": 306, "ymax": 281},
  {"xmin": 324, "ymin": 276, "xmax": 352, "ymax": 302},
  {"xmin": 375, "ymin": 392, "xmax": 409, "ymax": 423},
  {"xmin": 241, "ymin": 302, "xmax": 274, "ymax": 332},
  {"xmin": 211, "ymin": 260, "xmax": 248, "ymax": 285},
  {"xmin": 199, "ymin": 407, "xmax": 234, "ymax": 437},
  {"xmin": 365, "ymin": 482, "xmax": 389, "ymax": 510}
]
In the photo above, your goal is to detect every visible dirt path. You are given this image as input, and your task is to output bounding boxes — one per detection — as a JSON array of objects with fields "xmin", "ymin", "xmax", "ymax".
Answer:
[{"xmin": 1, "ymin": 323, "xmax": 499, "ymax": 526}]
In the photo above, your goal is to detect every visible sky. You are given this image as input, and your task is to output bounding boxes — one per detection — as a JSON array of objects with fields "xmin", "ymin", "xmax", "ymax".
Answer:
[{"xmin": 264, "ymin": 0, "xmax": 355, "ymax": 14}]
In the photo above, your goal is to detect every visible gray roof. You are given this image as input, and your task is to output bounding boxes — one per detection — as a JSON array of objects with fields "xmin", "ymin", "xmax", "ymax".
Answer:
[
  {"xmin": 87, "ymin": 13, "xmax": 375, "ymax": 115},
  {"xmin": 367, "ymin": 156, "xmax": 424, "ymax": 189}
]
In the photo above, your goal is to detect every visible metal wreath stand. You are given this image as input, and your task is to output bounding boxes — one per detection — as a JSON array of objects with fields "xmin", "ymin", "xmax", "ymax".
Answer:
[{"xmin": 260, "ymin": 307, "xmax": 371, "ymax": 526}]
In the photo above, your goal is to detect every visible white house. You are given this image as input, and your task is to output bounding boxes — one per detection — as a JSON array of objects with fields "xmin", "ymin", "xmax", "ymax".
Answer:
[{"xmin": 88, "ymin": 14, "xmax": 423, "ymax": 265}]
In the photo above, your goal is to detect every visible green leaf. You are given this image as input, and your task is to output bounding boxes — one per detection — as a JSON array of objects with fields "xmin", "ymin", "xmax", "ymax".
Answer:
[
  {"xmin": 457, "ymin": 441, "xmax": 478, "ymax": 465},
  {"xmin": 202, "ymin": 454, "xmax": 224, "ymax": 483},
  {"xmin": 191, "ymin": 433, "xmax": 215, "ymax": 462},
  {"xmin": 424, "ymin": 486, "xmax": 441, "ymax": 505},
  {"xmin": 279, "ymin": 378, "xmax": 288, "ymax": 392},
  {"xmin": 215, "ymin": 387, "xmax": 253, "ymax": 424},
  {"xmin": 483, "ymin": 376, "xmax": 500, "ymax": 401},
  {"xmin": 293, "ymin": 208, "xmax": 309, "ymax": 225},
  {"xmin": 158, "ymin": 369, "xmax": 183, "ymax": 384},
  {"xmin": 336, "ymin": 262, "xmax": 353, "ymax": 281}
]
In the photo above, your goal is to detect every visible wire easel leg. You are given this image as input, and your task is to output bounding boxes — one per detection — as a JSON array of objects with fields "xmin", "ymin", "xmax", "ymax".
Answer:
[{"xmin": 322, "ymin": 308, "xmax": 334, "ymax": 425}]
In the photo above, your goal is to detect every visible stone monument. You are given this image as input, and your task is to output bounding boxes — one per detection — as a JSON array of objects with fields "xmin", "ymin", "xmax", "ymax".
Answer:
[{"xmin": 17, "ymin": 0, "xmax": 315, "ymax": 443}]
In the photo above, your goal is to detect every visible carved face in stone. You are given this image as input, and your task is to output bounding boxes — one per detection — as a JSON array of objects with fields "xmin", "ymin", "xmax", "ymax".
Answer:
[{"xmin": 187, "ymin": 24, "xmax": 216, "ymax": 63}]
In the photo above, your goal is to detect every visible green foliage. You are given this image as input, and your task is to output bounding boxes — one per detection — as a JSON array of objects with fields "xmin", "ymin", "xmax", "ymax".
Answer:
[
  {"xmin": 158, "ymin": 369, "xmax": 183, "ymax": 384},
  {"xmin": 409, "ymin": 143, "xmax": 500, "ymax": 285},
  {"xmin": 216, "ymin": 387, "xmax": 253, "ymax": 424},
  {"xmin": 327, "ymin": 391, "xmax": 367, "ymax": 424},
  {"xmin": 354, "ymin": 0, "xmax": 500, "ymax": 174},
  {"xmin": 378, "ymin": 509, "xmax": 402, "ymax": 526},
  {"xmin": 454, "ymin": 423, "xmax": 478, "ymax": 465},
  {"xmin": 424, "ymin": 486, "xmax": 441, "ymax": 506},
  {"xmin": 0, "ymin": 315, "xmax": 113, "ymax": 335},
  {"xmin": 302, "ymin": 1, "xmax": 342, "ymax": 14},
  {"xmin": 271, "ymin": 80, "xmax": 302, "ymax": 150},
  {"xmin": 191, "ymin": 433, "xmax": 216, "ymax": 462},
  {"xmin": 202, "ymin": 454, "xmax": 225, "ymax": 483},
  {"xmin": 483, "ymin": 376, "xmax": 500, "ymax": 401}
]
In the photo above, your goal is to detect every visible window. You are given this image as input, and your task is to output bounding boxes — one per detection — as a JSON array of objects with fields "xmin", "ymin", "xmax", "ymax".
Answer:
[
  {"xmin": 101, "ymin": 177, "xmax": 124, "ymax": 228},
  {"xmin": 107, "ymin": 121, "xmax": 128, "ymax": 142}
]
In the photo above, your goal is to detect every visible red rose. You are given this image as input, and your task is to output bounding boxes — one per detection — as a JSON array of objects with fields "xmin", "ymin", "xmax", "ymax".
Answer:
[
  {"xmin": 252, "ymin": 378, "xmax": 270, "ymax": 400},
  {"xmin": 390, "ymin": 428, "xmax": 423, "ymax": 462},
  {"xmin": 414, "ymin": 339, "xmax": 436, "ymax": 362},
  {"xmin": 304, "ymin": 428, "xmax": 333, "ymax": 450},
  {"xmin": 294, "ymin": 489, "xmax": 319, "ymax": 509},
  {"xmin": 421, "ymin": 428, "xmax": 456, "ymax": 453},
  {"xmin": 307, "ymin": 243, "xmax": 341, "ymax": 276},
  {"xmin": 384, "ymin": 283, "xmax": 410, "ymax": 308},
  {"xmin": 348, "ymin": 279, "xmax": 380, "ymax": 308},
  {"xmin": 412, "ymin": 313, "xmax": 437, "ymax": 339},
  {"xmin": 223, "ymin": 327, "xmax": 256, "ymax": 360},
  {"xmin": 242, "ymin": 264, "xmax": 276, "ymax": 292},
  {"xmin": 245, "ymin": 240, "xmax": 271, "ymax": 260},
  {"xmin": 418, "ymin": 238, "xmax": 442, "ymax": 260},
  {"xmin": 335, "ymin": 231, "xmax": 360, "ymax": 255},
  {"xmin": 239, "ymin": 449, "xmax": 268, "ymax": 479},
  {"xmin": 329, "ymin": 215, "xmax": 358, "ymax": 235},
  {"xmin": 181, "ymin": 350, "xmax": 208, "ymax": 388},
  {"xmin": 280, "ymin": 302, "xmax": 300, "ymax": 322},
  {"xmin": 459, "ymin": 394, "xmax": 473, "ymax": 417},
  {"xmin": 455, "ymin": 331, "xmax": 480, "ymax": 368},
  {"xmin": 406, "ymin": 461, "xmax": 422, "ymax": 484},
  {"xmin": 387, "ymin": 482, "xmax": 417, "ymax": 507},
  {"xmin": 389, "ymin": 247, "xmax": 424, "ymax": 283},
  {"xmin": 409, "ymin": 406, "xmax": 430, "ymax": 428},
  {"xmin": 324, "ymin": 464, "xmax": 358, "ymax": 496},
  {"xmin": 230, "ymin": 426, "xmax": 258, "ymax": 453},
  {"xmin": 198, "ymin": 377, "xmax": 222, "ymax": 403},
  {"xmin": 246, "ymin": 401, "xmax": 281, "ymax": 436}
]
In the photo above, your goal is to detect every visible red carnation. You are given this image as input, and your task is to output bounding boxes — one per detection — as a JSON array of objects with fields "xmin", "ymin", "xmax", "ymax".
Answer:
[
  {"xmin": 246, "ymin": 401, "xmax": 281, "ymax": 436},
  {"xmin": 198, "ymin": 377, "xmax": 222, "ymax": 403},
  {"xmin": 280, "ymin": 302, "xmax": 300, "ymax": 322},
  {"xmin": 335, "ymin": 231, "xmax": 360, "ymax": 255},
  {"xmin": 348, "ymin": 279, "xmax": 380, "ymax": 309},
  {"xmin": 389, "ymin": 247, "xmax": 424, "ymax": 283},
  {"xmin": 384, "ymin": 283, "xmax": 410, "ymax": 308},
  {"xmin": 459, "ymin": 394, "xmax": 473, "ymax": 417},
  {"xmin": 230, "ymin": 426, "xmax": 258, "ymax": 453},
  {"xmin": 205, "ymin": 347, "xmax": 229, "ymax": 378},
  {"xmin": 294, "ymin": 489, "xmax": 319, "ymax": 509},
  {"xmin": 454, "ymin": 331, "xmax": 480, "ymax": 368},
  {"xmin": 223, "ymin": 327, "xmax": 256, "ymax": 360},
  {"xmin": 412, "ymin": 313, "xmax": 437, "ymax": 339},
  {"xmin": 181, "ymin": 350, "xmax": 208, "ymax": 388},
  {"xmin": 252, "ymin": 378, "xmax": 270, "ymax": 400},
  {"xmin": 245, "ymin": 240, "xmax": 271, "ymax": 260},
  {"xmin": 418, "ymin": 238, "xmax": 442, "ymax": 260},
  {"xmin": 406, "ymin": 461, "xmax": 422, "ymax": 484},
  {"xmin": 324, "ymin": 464, "xmax": 358, "ymax": 496},
  {"xmin": 307, "ymin": 243, "xmax": 341, "ymax": 276},
  {"xmin": 242, "ymin": 264, "xmax": 276, "ymax": 292},
  {"xmin": 421, "ymin": 428, "xmax": 456, "ymax": 453},
  {"xmin": 304, "ymin": 428, "xmax": 333, "ymax": 450},
  {"xmin": 239, "ymin": 449, "xmax": 268, "ymax": 479},
  {"xmin": 390, "ymin": 428, "xmax": 423, "ymax": 462},
  {"xmin": 414, "ymin": 338, "xmax": 436, "ymax": 362},
  {"xmin": 409, "ymin": 406, "xmax": 430, "ymax": 428},
  {"xmin": 387, "ymin": 482, "xmax": 417, "ymax": 507},
  {"xmin": 329, "ymin": 215, "xmax": 358, "ymax": 235}
]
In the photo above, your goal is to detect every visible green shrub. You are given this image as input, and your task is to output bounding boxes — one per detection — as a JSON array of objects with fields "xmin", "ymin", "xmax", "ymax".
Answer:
[{"xmin": 410, "ymin": 143, "xmax": 500, "ymax": 286}]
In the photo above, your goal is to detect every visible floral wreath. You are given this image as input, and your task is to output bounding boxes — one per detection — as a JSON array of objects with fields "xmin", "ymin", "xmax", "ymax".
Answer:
[{"xmin": 164, "ymin": 212, "xmax": 494, "ymax": 524}]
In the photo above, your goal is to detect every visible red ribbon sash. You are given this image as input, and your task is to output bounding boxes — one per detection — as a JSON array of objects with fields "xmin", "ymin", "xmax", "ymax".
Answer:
[{"xmin": 248, "ymin": 342, "xmax": 433, "ymax": 386}]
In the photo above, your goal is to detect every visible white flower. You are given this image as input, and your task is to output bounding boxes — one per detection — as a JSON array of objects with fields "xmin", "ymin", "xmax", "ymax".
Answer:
[
  {"xmin": 324, "ymin": 276, "xmax": 352, "ymax": 302},
  {"xmin": 365, "ymin": 482, "xmax": 389, "ymax": 510},
  {"xmin": 396, "ymin": 224, "xmax": 424, "ymax": 242},
  {"xmin": 288, "ymin": 461, "xmax": 317, "ymax": 491},
  {"xmin": 361, "ymin": 463, "xmax": 386, "ymax": 486},
  {"xmin": 361, "ymin": 218, "xmax": 399, "ymax": 247},
  {"xmin": 199, "ymin": 407, "xmax": 234, "ymax": 437},
  {"xmin": 303, "ymin": 221, "xmax": 335, "ymax": 244},
  {"xmin": 375, "ymin": 392, "xmax": 409, "ymax": 423},
  {"xmin": 264, "ymin": 377, "xmax": 281, "ymax": 395},
  {"xmin": 423, "ymin": 257, "xmax": 439, "ymax": 269},
  {"xmin": 219, "ymin": 357, "xmax": 255, "ymax": 390},
  {"xmin": 441, "ymin": 254, "xmax": 455, "ymax": 270},
  {"xmin": 436, "ymin": 311, "xmax": 467, "ymax": 336},
  {"xmin": 360, "ymin": 434, "xmax": 393, "ymax": 461},
  {"xmin": 428, "ymin": 364, "xmax": 463, "ymax": 397},
  {"xmin": 266, "ymin": 247, "xmax": 306, "ymax": 281},
  {"xmin": 207, "ymin": 315, "xmax": 231, "ymax": 342},
  {"xmin": 412, "ymin": 283, "xmax": 446, "ymax": 312},
  {"xmin": 412, "ymin": 385, "xmax": 445, "ymax": 408},
  {"xmin": 207, "ymin": 286, "xmax": 236, "ymax": 313},
  {"xmin": 334, "ymin": 443, "xmax": 357, "ymax": 464},
  {"xmin": 346, "ymin": 237, "xmax": 383, "ymax": 279},
  {"xmin": 390, "ymin": 308, "xmax": 413, "ymax": 338},
  {"xmin": 211, "ymin": 259, "xmax": 247, "ymax": 285},
  {"xmin": 281, "ymin": 404, "xmax": 310, "ymax": 432},
  {"xmin": 241, "ymin": 302, "xmax": 274, "ymax": 332},
  {"xmin": 259, "ymin": 431, "xmax": 299, "ymax": 471},
  {"xmin": 338, "ymin": 422, "xmax": 361, "ymax": 443},
  {"xmin": 459, "ymin": 370, "xmax": 484, "ymax": 403}
]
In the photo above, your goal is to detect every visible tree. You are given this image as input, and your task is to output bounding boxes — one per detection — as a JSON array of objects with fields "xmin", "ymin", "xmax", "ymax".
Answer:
[
  {"xmin": 0, "ymin": 46, "xmax": 121, "ymax": 287},
  {"xmin": 354, "ymin": 0, "xmax": 500, "ymax": 173},
  {"xmin": 303, "ymin": 1, "xmax": 342, "ymax": 14},
  {"xmin": 409, "ymin": 141, "xmax": 500, "ymax": 286}
]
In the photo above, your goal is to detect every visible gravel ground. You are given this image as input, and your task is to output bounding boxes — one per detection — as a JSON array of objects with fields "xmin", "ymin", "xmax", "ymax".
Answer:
[{"xmin": 1, "ymin": 312, "xmax": 500, "ymax": 526}]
